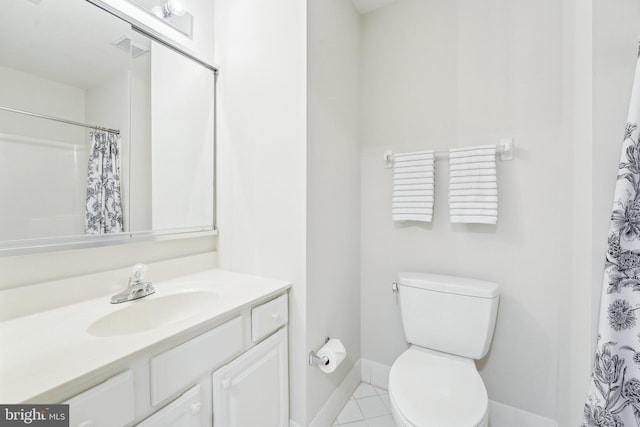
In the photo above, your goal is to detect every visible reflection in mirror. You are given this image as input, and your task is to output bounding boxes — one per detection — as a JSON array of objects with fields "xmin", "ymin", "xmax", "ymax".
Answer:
[
  {"xmin": 0, "ymin": 0, "xmax": 214, "ymax": 252},
  {"xmin": 129, "ymin": 39, "xmax": 215, "ymax": 233},
  {"xmin": 0, "ymin": 0, "xmax": 134, "ymax": 241},
  {"xmin": 145, "ymin": 40, "xmax": 215, "ymax": 231}
]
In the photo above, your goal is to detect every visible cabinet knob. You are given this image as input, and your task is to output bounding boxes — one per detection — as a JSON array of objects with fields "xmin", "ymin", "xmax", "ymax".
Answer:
[
  {"xmin": 78, "ymin": 421, "xmax": 95, "ymax": 427},
  {"xmin": 222, "ymin": 378, "xmax": 231, "ymax": 390},
  {"xmin": 271, "ymin": 312, "xmax": 281, "ymax": 321}
]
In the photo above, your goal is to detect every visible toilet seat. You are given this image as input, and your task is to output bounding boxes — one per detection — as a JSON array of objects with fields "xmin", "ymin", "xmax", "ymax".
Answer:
[{"xmin": 388, "ymin": 347, "xmax": 488, "ymax": 427}]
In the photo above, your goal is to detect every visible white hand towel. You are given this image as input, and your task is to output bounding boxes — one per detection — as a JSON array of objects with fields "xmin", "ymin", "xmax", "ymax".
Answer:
[
  {"xmin": 394, "ymin": 151, "xmax": 435, "ymax": 161},
  {"xmin": 449, "ymin": 155, "xmax": 496, "ymax": 164},
  {"xmin": 450, "ymin": 215, "xmax": 497, "ymax": 224},
  {"xmin": 450, "ymin": 208, "xmax": 498, "ymax": 216},
  {"xmin": 449, "ymin": 188, "xmax": 498, "ymax": 196},
  {"xmin": 448, "ymin": 145, "xmax": 498, "ymax": 224},
  {"xmin": 393, "ymin": 159, "xmax": 434, "ymax": 168},
  {"xmin": 392, "ymin": 207, "xmax": 433, "ymax": 215},
  {"xmin": 392, "ymin": 202, "xmax": 433, "ymax": 209},
  {"xmin": 450, "ymin": 162, "xmax": 496, "ymax": 171},
  {"xmin": 449, "ymin": 168, "xmax": 495, "ymax": 177},
  {"xmin": 393, "ymin": 196, "xmax": 434, "ymax": 203},
  {"xmin": 450, "ymin": 175, "xmax": 496, "ymax": 184},
  {"xmin": 394, "ymin": 190, "xmax": 436, "ymax": 198},
  {"xmin": 449, "ymin": 145, "xmax": 496, "ymax": 157},
  {"xmin": 449, "ymin": 182, "xmax": 497, "ymax": 190},
  {"xmin": 393, "ymin": 214, "xmax": 433, "ymax": 222},
  {"xmin": 449, "ymin": 195, "xmax": 498, "ymax": 203},
  {"xmin": 393, "ymin": 165, "xmax": 434, "ymax": 174},
  {"xmin": 393, "ymin": 150, "xmax": 435, "ymax": 222},
  {"xmin": 394, "ymin": 177, "xmax": 434, "ymax": 185},
  {"xmin": 449, "ymin": 202, "xmax": 498, "ymax": 209}
]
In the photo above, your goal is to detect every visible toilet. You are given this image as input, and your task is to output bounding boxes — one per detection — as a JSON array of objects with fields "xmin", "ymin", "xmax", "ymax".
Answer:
[{"xmin": 388, "ymin": 272, "xmax": 500, "ymax": 427}]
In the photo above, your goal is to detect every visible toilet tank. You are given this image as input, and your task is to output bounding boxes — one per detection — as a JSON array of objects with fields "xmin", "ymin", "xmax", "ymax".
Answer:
[{"xmin": 397, "ymin": 272, "xmax": 499, "ymax": 360}]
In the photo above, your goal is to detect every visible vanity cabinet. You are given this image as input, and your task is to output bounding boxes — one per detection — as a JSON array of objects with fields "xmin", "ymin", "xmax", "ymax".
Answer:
[
  {"xmin": 212, "ymin": 327, "xmax": 288, "ymax": 427},
  {"xmin": 58, "ymin": 290, "xmax": 289, "ymax": 427}
]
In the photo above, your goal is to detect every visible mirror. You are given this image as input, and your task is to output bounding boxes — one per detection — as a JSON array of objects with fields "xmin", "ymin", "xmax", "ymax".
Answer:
[{"xmin": 0, "ymin": 0, "xmax": 215, "ymax": 253}]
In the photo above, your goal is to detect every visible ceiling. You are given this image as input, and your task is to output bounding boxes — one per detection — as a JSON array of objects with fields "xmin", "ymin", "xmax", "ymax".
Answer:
[{"xmin": 350, "ymin": 0, "xmax": 400, "ymax": 15}]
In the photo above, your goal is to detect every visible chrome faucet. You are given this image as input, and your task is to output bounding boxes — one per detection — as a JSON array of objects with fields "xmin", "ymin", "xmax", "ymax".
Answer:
[{"xmin": 110, "ymin": 263, "xmax": 156, "ymax": 304}]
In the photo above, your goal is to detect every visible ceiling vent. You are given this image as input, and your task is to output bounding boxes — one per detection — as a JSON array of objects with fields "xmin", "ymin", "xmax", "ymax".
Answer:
[{"xmin": 112, "ymin": 36, "xmax": 149, "ymax": 58}]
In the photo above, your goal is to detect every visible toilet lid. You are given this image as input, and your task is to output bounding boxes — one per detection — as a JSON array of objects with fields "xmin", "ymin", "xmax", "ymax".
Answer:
[{"xmin": 389, "ymin": 347, "xmax": 488, "ymax": 427}]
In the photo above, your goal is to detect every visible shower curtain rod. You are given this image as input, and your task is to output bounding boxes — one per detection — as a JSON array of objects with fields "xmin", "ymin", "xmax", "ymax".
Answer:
[{"xmin": 0, "ymin": 105, "xmax": 120, "ymax": 136}]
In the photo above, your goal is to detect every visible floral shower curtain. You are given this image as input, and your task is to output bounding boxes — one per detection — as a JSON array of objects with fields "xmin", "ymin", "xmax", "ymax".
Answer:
[
  {"xmin": 85, "ymin": 130, "xmax": 123, "ymax": 234},
  {"xmin": 583, "ymin": 48, "xmax": 640, "ymax": 426}
]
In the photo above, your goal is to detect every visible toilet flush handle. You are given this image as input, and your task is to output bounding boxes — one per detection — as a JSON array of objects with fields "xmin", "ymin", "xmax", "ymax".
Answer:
[{"xmin": 391, "ymin": 282, "xmax": 399, "ymax": 293}]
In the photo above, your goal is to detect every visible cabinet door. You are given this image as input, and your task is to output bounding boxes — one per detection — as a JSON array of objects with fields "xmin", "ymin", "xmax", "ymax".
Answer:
[
  {"xmin": 212, "ymin": 327, "xmax": 288, "ymax": 427},
  {"xmin": 137, "ymin": 385, "xmax": 202, "ymax": 427}
]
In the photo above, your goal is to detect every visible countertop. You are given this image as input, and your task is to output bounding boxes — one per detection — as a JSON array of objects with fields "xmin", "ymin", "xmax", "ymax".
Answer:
[{"xmin": 0, "ymin": 268, "xmax": 290, "ymax": 403}]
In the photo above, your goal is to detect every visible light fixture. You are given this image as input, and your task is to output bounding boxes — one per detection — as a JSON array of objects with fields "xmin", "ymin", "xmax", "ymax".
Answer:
[{"xmin": 152, "ymin": 0, "xmax": 186, "ymax": 19}]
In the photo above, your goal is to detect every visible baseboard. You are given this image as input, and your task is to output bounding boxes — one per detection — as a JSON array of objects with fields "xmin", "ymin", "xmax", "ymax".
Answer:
[
  {"xmin": 289, "ymin": 421, "xmax": 302, "ymax": 427},
  {"xmin": 488, "ymin": 400, "xmax": 558, "ymax": 427},
  {"xmin": 359, "ymin": 358, "xmax": 558, "ymax": 427},
  {"xmin": 308, "ymin": 360, "xmax": 361, "ymax": 427},
  {"xmin": 360, "ymin": 358, "xmax": 391, "ymax": 390}
]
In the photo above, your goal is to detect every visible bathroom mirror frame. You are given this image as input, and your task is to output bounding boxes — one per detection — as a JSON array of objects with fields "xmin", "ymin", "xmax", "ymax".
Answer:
[{"xmin": 0, "ymin": 0, "xmax": 218, "ymax": 257}]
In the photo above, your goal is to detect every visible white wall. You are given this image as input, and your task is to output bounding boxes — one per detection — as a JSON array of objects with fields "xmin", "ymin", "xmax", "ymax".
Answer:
[
  {"xmin": 213, "ymin": 0, "xmax": 308, "ymax": 424},
  {"xmin": 558, "ymin": 0, "xmax": 593, "ymax": 425},
  {"xmin": 360, "ymin": 0, "xmax": 568, "ymax": 421},
  {"xmin": 307, "ymin": 0, "xmax": 360, "ymax": 424}
]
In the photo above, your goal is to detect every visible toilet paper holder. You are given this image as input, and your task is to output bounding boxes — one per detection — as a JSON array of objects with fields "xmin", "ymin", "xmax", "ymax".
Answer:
[{"xmin": 309, "ymin": 337, "xmax": 331, "ymax": 366}]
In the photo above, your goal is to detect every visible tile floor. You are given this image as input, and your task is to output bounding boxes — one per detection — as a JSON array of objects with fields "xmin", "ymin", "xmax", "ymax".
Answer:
[{"xmin": 332, "ymin": 382, "xmax": 396, "ymax": 427}]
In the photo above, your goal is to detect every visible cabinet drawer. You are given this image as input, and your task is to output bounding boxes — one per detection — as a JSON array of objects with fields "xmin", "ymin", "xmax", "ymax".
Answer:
[
  {"xmin": 251, "ymin": 294, "xmax": 288, "ymax": 342},
  {"xmin": 65, "ymin": 370, "xmax": 134, "ymax": 427},
  {"xmin": 150, "ymin": 316, "xmax": 243, "ymax": 405}
]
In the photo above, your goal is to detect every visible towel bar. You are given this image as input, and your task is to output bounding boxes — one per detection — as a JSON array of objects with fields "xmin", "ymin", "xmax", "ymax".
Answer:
[{"xmin": 383, "ymin": 138, "xmax": 514, "ymax": 168}]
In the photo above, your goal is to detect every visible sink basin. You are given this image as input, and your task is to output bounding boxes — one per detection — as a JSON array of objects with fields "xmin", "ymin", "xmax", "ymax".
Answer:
[{"xmin": 87, "ymin": 291, "xmax": 220, "ymax": 337}]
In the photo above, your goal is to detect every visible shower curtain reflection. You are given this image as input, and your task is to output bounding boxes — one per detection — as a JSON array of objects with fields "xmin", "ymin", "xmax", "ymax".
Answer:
[{"xmin": 85, "ymin": 130, "xmax": 123, "ymax": 234}]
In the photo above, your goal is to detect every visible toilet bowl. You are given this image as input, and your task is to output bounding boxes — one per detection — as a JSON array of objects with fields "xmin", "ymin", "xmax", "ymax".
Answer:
[
  {"xmin": 388, "ymin": 347, "xmax": 488, "ymax": 427},
  {"xmin": 389, "ymin": 272, "xmax": 499, "ymax": 427}
]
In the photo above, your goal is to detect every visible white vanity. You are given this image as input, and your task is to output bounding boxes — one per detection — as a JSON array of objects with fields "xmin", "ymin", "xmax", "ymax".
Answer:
[{"xmin": 0, "ymin": 266, "xmax": 290, "ymax": 427}]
